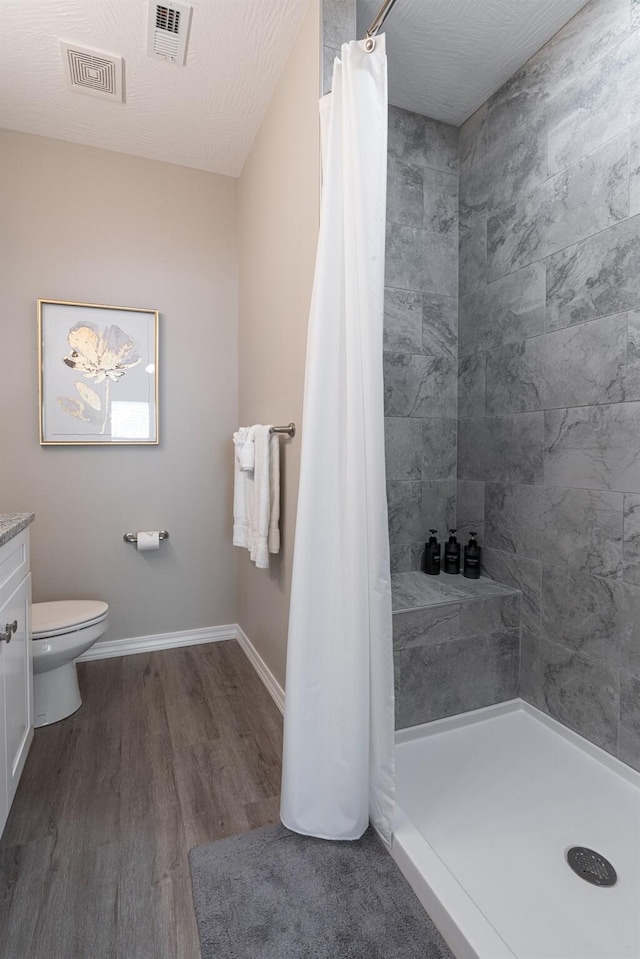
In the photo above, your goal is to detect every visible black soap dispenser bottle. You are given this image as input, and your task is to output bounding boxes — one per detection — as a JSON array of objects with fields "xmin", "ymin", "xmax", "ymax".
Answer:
[
  {"xmin": 443, "ymin": 529, "xmax": 461, "ymax": 575},
  {"xmin": 422, "ymin": 530, "xmax": 441, "ymax": 576},
  {"xmin": 463, "ymin": 532, "xmax": 481, "ymax": 579}
]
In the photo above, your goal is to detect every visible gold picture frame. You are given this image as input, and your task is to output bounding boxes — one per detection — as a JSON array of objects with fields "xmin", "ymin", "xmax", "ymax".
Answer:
[{"xmin": 38, "ymin": 298, "xmax": 159, "ymax": 446}]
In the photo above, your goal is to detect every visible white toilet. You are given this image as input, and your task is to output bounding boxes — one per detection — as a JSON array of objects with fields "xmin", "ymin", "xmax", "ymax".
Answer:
[{"xmin": 32, "ymin": 600, "xmax": 109, "ymax": 727}]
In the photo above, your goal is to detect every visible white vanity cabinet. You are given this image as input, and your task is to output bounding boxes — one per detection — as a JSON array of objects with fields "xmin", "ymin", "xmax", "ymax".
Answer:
[{"xmin": 0, "ymin": 528, "xmax": 33, "ymax": 836}]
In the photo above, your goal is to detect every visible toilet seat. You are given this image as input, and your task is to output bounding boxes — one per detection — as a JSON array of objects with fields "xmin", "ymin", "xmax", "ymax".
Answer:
[{"xmin": 32, "ymin": 600, "xmax": 109, "ymax": 639}]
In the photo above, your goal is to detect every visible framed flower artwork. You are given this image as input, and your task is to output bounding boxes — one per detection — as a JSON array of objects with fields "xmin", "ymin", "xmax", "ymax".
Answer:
[{"xmin": 38, "ymin": 299, "xmax": 159, "ymax": 445}]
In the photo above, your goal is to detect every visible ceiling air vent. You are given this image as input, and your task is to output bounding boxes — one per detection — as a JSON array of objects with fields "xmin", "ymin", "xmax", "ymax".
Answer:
[
  {"xmin": 147, "ymin": 2, "xmax": 193, "ymax": 65},
  {"xmin": 60, "ymin": 42, "xmax": 124, "ymax": 102}
]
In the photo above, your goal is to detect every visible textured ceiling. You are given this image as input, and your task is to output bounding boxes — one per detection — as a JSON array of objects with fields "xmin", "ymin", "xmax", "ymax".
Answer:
[
  {"xmin": 0, "ymin": 0, "xmax": 594, "ymax": 175},
  {"xmin": 0, "ymin": 0, "xmax": 311, "ymax": 177},
  {"xmin": 357, "ymin": 0, "xmax": 591, "ymax": 124}
]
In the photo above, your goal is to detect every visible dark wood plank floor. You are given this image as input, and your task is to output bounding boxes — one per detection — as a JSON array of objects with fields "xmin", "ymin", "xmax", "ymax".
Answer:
[{"xmin": 0, "ymin": 641, "xmax": 284, "ymax": 959}]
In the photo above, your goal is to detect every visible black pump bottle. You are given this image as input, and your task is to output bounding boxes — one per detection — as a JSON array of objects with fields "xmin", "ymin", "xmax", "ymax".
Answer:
[
  {"xmin": 463, "ymin": 532, "xmax": 481, "ymax": 579},
  {"xmin": 422, "ymin": 530, "xmax": 441, "ymax": 575},
  {"xmin": 443, "ymin": 529, "xmax": 460, "ymax": 574}
]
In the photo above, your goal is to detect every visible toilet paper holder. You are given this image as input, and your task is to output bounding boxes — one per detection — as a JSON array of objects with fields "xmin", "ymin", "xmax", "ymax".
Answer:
[{"xmin": 123, "ymin": 530, "xmax": 170, "ymax": 544}]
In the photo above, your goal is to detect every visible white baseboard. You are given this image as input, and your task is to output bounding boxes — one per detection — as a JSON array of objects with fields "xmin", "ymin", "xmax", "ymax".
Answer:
[
  {"xmin": 78, "ymin": 623, "xmax": 237, "ymax": 662},
  {"xmin": 235, "ymin": 624, "xmax": 285, "ymax": 715},
  {"xmin": 77, "ymin": 621, "xmax": 286, "ymax": 716}
]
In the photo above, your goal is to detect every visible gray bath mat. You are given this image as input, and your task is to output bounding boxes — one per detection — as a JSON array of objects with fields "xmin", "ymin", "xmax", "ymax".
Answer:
[{"xmin": 189, "ymin": 823, "xmax": 454, "ymax": 959}]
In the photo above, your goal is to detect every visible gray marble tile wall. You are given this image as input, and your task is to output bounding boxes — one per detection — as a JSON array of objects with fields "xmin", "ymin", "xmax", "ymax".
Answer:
[
  {"xmin": 321, "ymin": 1, "xmax": 459, "ymax": 573},
  {"xmin": 396, "ymin": 629, "xmax": 519, "ymax": 729},
  {"xmin": 322, "ymin": 0, "xmax": 356, "ymax": 94},
  {"xmin": 458, "ymin": 0, "xmax": 640, "ymax": 771},
  {"xmin": 392, "ymin": 574, "xmax": 521, "ymax": 728},
  {"xmin": 386, "ymin": 106, "xmax": 459, "ymax": 574}
]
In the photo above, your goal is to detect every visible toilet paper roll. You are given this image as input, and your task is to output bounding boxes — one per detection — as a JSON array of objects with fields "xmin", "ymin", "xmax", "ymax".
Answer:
[{"xmin": 137, "ymin": 531, "xmax": 160, "ymax": 552}]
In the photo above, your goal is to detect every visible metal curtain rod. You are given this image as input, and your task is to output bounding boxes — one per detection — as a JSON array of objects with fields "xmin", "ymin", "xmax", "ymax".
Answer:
[{"xmin": 363, "ymin": 0, "xmax": 399, "ymax": 51}]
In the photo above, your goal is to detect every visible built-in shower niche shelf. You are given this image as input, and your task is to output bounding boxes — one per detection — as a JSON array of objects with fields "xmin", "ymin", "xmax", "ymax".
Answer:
[
  {"xmin": 392, "ymin": 571, "xmax": 519, "ymax": 612},
  {"xmin": 391, "ymin": 572, "xmax": 522, "ymax": 731}
]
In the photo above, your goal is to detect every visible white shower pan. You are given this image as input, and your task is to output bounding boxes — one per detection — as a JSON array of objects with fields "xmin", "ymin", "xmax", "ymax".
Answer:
[{"xmin": 391, "ymin": 700, "xmax": 640, "ymax": 959}]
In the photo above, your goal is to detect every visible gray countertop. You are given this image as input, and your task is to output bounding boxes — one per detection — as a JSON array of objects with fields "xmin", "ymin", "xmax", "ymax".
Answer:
[{"xmin": 0, "ymin": 513, "xmax": 35, "ymax": 548}]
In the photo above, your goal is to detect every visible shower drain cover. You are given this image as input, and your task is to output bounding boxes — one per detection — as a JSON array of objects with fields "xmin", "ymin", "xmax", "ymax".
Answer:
[{"xmin": 567, "ymin": 847, "xmax": 617, "ymax": 887}]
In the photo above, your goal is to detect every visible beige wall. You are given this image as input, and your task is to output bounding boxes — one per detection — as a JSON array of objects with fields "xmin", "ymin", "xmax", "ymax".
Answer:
[
  {"xmin": 237, "ymin": 1, "xmax": 321, "ymax": 687},
  {"xmin": 0, "ymin": 130, "xmax": 238, "ymax": 640}
]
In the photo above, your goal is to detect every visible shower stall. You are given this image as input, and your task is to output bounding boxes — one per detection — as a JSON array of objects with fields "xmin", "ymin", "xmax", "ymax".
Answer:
[{"xmin": 320, "ymin": 0, "xmax": 640, "ymax": 955}]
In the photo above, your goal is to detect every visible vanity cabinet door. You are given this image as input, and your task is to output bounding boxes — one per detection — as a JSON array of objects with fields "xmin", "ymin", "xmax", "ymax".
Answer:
[{"xmin": 1, "ymin": 573, "xmax": 33, "ymax": 812}]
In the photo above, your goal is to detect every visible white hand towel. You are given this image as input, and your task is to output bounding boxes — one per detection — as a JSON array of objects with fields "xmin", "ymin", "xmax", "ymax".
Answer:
[
  {"xmin": 232, "ymin": 430, "xmax": 251, "ymax": 548},
  {"xmin": 233, "ymin": 426, "xmax": 255, "ymax": 471},
  {"xmin": 248, "ymin": 425, "xmax": 273, "ymax": 569},
  {"xmin": 268, "ymin": 431, "xmax": 280, "ymax": 555},
  {"xmin": 233, "ymin": 424, "xmax": 281, "ymax": 568}
]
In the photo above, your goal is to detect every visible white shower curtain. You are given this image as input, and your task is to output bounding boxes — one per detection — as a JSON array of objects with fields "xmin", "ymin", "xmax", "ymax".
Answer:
[{"xmin": 280, "ymin": 37, "xmax": 394, "ymax": 843}]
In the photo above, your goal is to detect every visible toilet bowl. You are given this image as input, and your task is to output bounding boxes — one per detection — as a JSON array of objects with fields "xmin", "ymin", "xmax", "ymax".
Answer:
[{"xmin": 32, "ymin": 600, "xmax": 109, "ymax": 727}]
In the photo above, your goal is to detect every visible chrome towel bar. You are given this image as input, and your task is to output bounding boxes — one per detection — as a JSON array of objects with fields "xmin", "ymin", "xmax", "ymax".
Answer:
[{"xmin": 270, "ymin": 423, "xmax": 296, "ymax": 437}]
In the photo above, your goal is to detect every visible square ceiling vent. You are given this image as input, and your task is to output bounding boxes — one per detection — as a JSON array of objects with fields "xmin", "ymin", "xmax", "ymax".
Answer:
[
  {"xmin": 60, "ymin": 42, "xmax": 124, "ymax": 102},
  {"xmin": 148, "ymin": 2, "xmax": 193, "ymax": 65}
]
